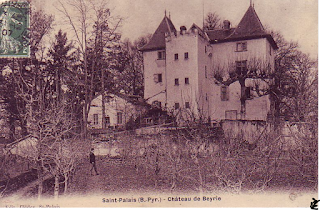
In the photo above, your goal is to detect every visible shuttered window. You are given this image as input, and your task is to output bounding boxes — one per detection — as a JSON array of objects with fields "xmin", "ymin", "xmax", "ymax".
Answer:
[{"xmin": 221, "ymin": 86, "xmax": 229, "ymax": 101}]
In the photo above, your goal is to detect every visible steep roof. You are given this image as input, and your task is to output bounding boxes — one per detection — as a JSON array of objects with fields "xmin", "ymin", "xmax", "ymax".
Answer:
[
  {"xmin": 190, "ymin": 23, "xmax": 208, "ymax": 40},
  {"xmin": 229, "ymin": 5, "xmax": 266, "ymax": 38},
  {"xmin": 140, "ymin": 16, "xmax": 177, "ymax": 52},
  {"xmin": 207, "ymin": 6, "xmax": 278, "ymax": 49}
]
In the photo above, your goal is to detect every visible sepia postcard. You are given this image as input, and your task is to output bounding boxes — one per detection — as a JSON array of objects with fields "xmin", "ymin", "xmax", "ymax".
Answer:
[{"xmin": 0, "ymin": 0, "xmax": 318, "ymax": 208}]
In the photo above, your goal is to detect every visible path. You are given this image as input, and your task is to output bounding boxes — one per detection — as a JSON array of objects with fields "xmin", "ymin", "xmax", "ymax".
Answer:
[{"xmin": 72, "ymin": 157, "xmax": 155, "ymax": 195}]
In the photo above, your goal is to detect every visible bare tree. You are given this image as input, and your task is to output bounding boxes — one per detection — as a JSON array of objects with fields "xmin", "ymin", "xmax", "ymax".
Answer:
[
  {"xmin": 212, "ymin": 57, "xmax": 272, "ymax": 119},
  {"xmin": 268, "ymin": 30, "xmax": 317, "ymax": 123},
  {"xmin": 57, "ymin": 0, "xmax": 122, "ymax": 135},
  {"xmin": 204, "ymin": 12, "xmax": 221, "ymax": 31},
  {"xmin": 114, "ymin": 36, "xmax": 150, "ymax": 97}
]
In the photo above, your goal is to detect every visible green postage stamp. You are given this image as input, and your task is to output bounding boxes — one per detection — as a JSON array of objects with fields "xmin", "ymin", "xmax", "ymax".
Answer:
[{"xmin": 0, "ymin": 1, "xmax": 29, "ymax": 57}]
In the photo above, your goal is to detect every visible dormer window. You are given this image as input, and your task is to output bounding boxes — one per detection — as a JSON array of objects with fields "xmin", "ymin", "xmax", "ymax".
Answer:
[
  {"xmin": 158, "ymin": 51, "xmax": 165, "ymax": 60},
  {"xmin": 236, "ymin": 42, "xmax": 247, "ymax": 52}
]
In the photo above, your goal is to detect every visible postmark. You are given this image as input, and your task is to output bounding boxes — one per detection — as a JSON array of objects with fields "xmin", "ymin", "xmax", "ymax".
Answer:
[{"xmin": 0, "ymin": 1, "xmax": 29, "ymax": 57}]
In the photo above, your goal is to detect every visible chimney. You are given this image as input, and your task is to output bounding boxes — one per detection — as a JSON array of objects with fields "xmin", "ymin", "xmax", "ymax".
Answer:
[
  {"xmin": 223, "ymin": 20, "xmax": 231, "ymax": 30},
  {"xmin": 180, "ymin": 26, "xmax": 187, "ymax": 35}
]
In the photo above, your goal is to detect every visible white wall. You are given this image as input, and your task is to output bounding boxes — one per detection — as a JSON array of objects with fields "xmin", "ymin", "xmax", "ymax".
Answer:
[
  {"xmin": 209, "ymin": 38, "xmax": 275, "ymax": 121},
  {"xmin": 143, "ymin": 30, "xmax": 276, "ymax": 122},
  {"xmin": 197, "ymin": 34, "xmax": 212, "ymax": 119},
  {"xmin": 165, "ymin": 31, "xmax": 200, "ymax": 116},
  {"xmin": 143, "ymin": 50, "xmax": 166, "ymax": 106},
  {"xmin": 88, "ymin": 94, "xmax": 143, "ymax": 129}
]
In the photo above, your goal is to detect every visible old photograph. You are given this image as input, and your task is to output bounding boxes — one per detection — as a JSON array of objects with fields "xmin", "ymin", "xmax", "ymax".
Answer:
[{"xmin": 0, "ymin": 0, "xmax": 318, "ymax": 208}]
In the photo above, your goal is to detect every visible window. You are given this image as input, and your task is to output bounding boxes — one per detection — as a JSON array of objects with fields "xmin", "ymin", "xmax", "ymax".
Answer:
[
  {"xmin": 157, "ymin": 51, "xmax": 165, "ymax": 60},
  {"xmin": 206, "ymin": 93, "xmax": 208, "ymax": 101},
  {"xmin": 145, "ymin": 118, "xmax": 152, "ymax": 125},
  {"xmin": 236, "ymin": 60, "xmax": 247, "ymax": 75},
  {"xmin": 184, "ymin": 52, "xmax": 188, "ymax": 59},
  {"xmin": 105, "ymin": 116, "xmax": 110, "ymax": 126},
  {"xmin": 117, "ymin": 112, "xmax": 123, "ymax": 124},
  {"xmin": 205, "ymin": 66, "xmax": 207, "ymax": 78},
  {"xmin": 245, "ymin": 87, "xmax": 251, "ymax": 99},
  {"xmin": 205, "ymin": 46, "xmax": 207, "ymax": 53},
  {"xmin": 175, "ymin": 78, "xmax": 179, "ymax": 86},
  {"xmin": 174, "ymin": 103, "xmax": 180, "ymax": 110},
  {"xmin": 158, "ymin": 74, "xmax": 162, "ymax": 83},
  {"xmin": 93, "ymin": 114, "xmax": 99, "ymax": 125},
  {"xmin": 225, "ymin": 110, "xmax": 237, "ymax": 120},
  {"xmin": 185, "ymin": 77, "xmax": 189, "ymax": 84},
  {"xmin": 174, "ymin": 53, "xmax": 179, "ymax": 60},
  {"xmin": 153, "ymin": 73, "xmax": 162, "ymax": 83},
  {"xmin": 269, "ymin": 44, "xmax": 272, "ymax": 56},
  {"xmin": 236, "ymin": 42, "xmax": 247, "ymax": 52},
  {"xmin": 221, "ymin": 86, "xmax": 229, "ymax": 101},
  {"xmin": 185, "ymin": 102, "xmax": 190, "ymax": 109}
]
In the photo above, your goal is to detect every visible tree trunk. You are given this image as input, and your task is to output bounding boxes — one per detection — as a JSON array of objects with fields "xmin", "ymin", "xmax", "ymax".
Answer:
[
  {"xmin": 270, "ymin": 72, "xmax": 281, "ymax": 133},
  {"xmin": 37, "ymin": 168, "xmax": 43, "ymax": 200},
  {"xmin": 8, "ymin": 112, "xmax": 15, "ymax": 141},
  {"xmin": 54, "ymin": 175, "xmax": 59, "ymax": 200},
  {"xmin": 55, "ymin": 67, "xmax": 61, "ymax": 103},
  {"xmin": 101, "ymin": 70, "xmax": 106, "ymax": 129},
  {"xmin": 196, "ymin": 161, "xmax": 203, "ymax": 194},
  {"xmin": 239, "ymin": 78, "xmax": 246, "ymax": 119},
  {"xmin": 83, "ymin": 35, "xmax": 89, "ymax": 139},
  {"xmin": 64, "ymin": 174, "xmax": 68, "ymax": 194}
]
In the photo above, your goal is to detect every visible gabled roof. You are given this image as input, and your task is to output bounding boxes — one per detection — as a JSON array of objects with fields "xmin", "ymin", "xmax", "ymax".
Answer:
[
  {"xmin": 140, "ymin": 16, "xmax": 176, "ymax": 52},
  {"xmin": 208, "ymin": 6, "xmax": 278, "ymax": 49},
  {"xmin": 190, "ymin": 23, "xmax": 208, "ymax": 40}
]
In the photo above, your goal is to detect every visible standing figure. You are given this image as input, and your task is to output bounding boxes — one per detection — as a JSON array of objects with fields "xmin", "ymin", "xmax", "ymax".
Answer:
[{"xmin": 90, "ymin": 148, "xmax": 99, "ymax": 175}]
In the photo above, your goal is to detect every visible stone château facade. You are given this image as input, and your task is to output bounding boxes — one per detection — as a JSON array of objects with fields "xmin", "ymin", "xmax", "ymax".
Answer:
[{"xmin": 140, "ymin": 5, "xmax": 278, "ymax": 123}]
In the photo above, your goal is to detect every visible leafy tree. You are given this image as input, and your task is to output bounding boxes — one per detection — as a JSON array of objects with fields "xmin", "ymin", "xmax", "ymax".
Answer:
[{"xmin": 113, "ymin": 35, "xmax": 150, "ymax": 97}]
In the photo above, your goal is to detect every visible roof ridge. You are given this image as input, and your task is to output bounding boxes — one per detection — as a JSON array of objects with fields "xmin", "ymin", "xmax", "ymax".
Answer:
[
  {"xmin": 250, "ymin": 6, "xmax": 265, "ymax": 31},
  {"xmin": 164, "ymin": 16, "xmax": 173, "ymax": 34}
]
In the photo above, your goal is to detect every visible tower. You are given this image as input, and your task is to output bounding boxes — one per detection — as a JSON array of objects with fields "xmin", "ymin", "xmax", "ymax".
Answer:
[{"xmin": 140, "ymin": 5, "xmax": 278, "ymax": 123}]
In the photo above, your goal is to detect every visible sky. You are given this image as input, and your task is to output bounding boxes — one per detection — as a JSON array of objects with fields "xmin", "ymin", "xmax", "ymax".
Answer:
[
  {"xmin": 107, "ymin": 0, "xmax": 318, "ymax": 59},
  {"xmin": 3, "ymin": 0, "xmax": 318, "ymax": 59}
]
